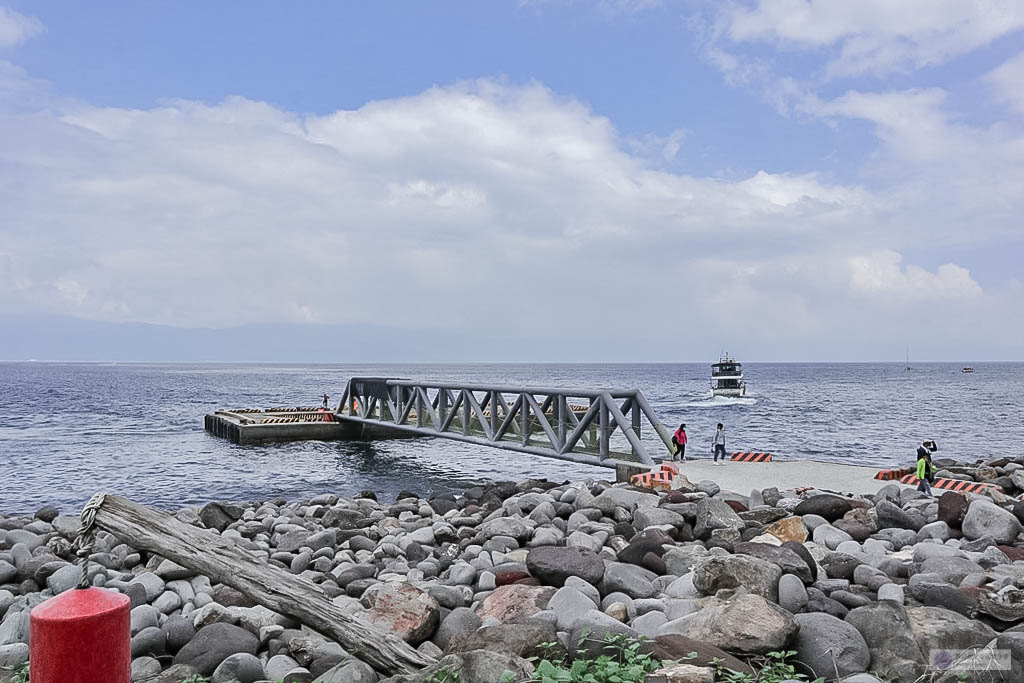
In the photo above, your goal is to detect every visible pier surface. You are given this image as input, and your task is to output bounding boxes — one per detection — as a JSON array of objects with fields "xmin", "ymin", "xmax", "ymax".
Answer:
[
  {"xmin": 204, "ymin": 408, "xmax": 415, "ymax": 445},
  {"xmin": 668, "ymin": 458, "xmax": 888, "ymax": 495}
]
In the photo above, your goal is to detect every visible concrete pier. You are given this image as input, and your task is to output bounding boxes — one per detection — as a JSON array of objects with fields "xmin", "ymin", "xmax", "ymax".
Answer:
[
  {"xmin": 204, "ymin": 409, "xmax": 416, "ymax": 445},
  {"xmin": 663, "ymin": 458, "xmax": 887, "ymax": 496}
]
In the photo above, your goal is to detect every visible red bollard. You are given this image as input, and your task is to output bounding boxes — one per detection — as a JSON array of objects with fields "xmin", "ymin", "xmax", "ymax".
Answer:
[{"xmin": 30, "ymin": 587, "xmax": 130, "ymax": 683}]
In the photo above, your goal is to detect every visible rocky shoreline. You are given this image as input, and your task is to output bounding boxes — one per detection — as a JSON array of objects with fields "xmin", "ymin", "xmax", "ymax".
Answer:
[{"xmin": 4, "ymin": 455, "xmax": 1024, "ymax": 682}]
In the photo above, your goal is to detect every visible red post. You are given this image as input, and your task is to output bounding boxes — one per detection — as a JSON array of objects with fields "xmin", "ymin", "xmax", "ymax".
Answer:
[{"xmin": 30, "ymin": 587, "xmax": 130, "ymax": 683}]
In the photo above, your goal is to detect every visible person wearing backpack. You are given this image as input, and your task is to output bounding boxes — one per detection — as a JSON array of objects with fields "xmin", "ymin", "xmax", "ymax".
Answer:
[
  {"xmin": 916, "ymin": 444, "xmax": 936, "ymax": 496},
  {"xmin": 671, "ymin": 423, "xmax": 687, "ymax": 461}
]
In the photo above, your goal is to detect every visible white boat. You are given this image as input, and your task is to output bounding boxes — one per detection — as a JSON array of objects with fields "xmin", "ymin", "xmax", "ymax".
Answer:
[
  {"xmin": 711, "ymin": 353, "xmax": 747, "ymax": 397},
  {"xmin": 962, "ymin": 367, "xmax": 975, "ymax": 373}
]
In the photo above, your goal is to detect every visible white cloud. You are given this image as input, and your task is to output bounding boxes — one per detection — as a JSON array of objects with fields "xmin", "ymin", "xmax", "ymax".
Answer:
[
  {"xmin": 848, "ymin": 250, "xmax": 982, "ymax": 301},
  {"xmin": 986, "ymin": 50, "xmax": 1024, "ymax": 116},
  {"xmin": 801, "ymin": 86, "xmax": 1024, "ymax": 246},
  {"xmin": 0, "ymin": 6, "xmax": 42, "ymax": 48},
  {"xmin": 717, "ymin": 0, "xmax": 1024, "ymax": 79},
  {"xmin": 0, "ymin": 64, "xmax": 1018, "ymax": 357}
]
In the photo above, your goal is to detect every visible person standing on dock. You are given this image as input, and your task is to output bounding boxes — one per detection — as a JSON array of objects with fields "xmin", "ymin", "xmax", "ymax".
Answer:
[
  {"xmin": 713, "ymin": 423, "xmax": 726, "ymax": 465},
  {"xmin": 916, "ymin": 442, "xmax": 936, "ymax": 496},
  {"xmin": 672, "ymin": 423, "xmax": 688, "ymax": 461}
]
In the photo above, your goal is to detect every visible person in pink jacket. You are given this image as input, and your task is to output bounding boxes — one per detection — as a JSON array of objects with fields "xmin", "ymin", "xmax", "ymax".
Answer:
[{"xmin": 672, "ymin": 423, "xmax": 688, "ymax": 461}]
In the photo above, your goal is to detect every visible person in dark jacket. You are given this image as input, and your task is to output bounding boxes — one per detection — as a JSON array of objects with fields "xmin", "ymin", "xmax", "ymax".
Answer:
[{"xmin": 916, "ymin": 444, "xmax": 936, "ymax": 496}]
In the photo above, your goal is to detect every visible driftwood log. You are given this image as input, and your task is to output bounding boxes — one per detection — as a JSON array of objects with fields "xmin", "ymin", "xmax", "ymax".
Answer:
[{"xmin": 90, "ymin": 494, "xmax": 437, "ymax": 675}]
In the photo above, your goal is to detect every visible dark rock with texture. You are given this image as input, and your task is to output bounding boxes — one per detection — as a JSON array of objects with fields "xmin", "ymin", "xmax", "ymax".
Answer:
[
  {"xmin": 173, "ymin": 623, "xmax": 259, "ymax": 675},
  {"xmin": 938, "ymin": 492, "xmax": 969, "ymax": 528},
  {"xmin": 644, "ymin": 635, "xmax": 754, "ymax": 675},
  {"xmin": 845, "ymin": 602, "xmax": 925, "ymax": 683},
  {"xmin": 833, "ymin": 507, "xmax": 876, "ymax": 541},
  {"xmin": 875, "ymin": 500, "xmax": 925, "ymax": 532},
  {"xmin": 616, "ymin": 538, "xmax": 666, "ymax": 567},
  {"xmin": 734, "ymin": 542, "xmax": 814, "ymax": 584},
  {"xmin": 448, "ymin": 622, "xmax": 562, "ymax": 660},
  {"xmin": 793, "ymin": 612, "xmax": 870, "ymax": 678},
  {"xmin": 794, "ymin": 494, "xmax": 854, "ymax": 522},
  {"xmin": 782, "ymin": 541, "xmax": 818, "ymax": 583},
  {"xmin": 822, "ymin": 553, "xmax": 862, "ymax": 581},
  {"xmin": 198, "ymin": 503, "xmax": 238, "ymax": 532},
  {"xmin": 527, "ymin": 546, "xmax": 605, "ymax": 587}
]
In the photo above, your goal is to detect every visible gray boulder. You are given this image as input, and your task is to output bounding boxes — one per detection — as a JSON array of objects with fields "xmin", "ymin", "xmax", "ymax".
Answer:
[
  {"xmin": 663, "ymin": 546, "xmax": 710, "ymax": 575},
  {"xmin": 211, "ymin": 652, "xmax": 265, "ymax": 683},
  {"xmin": 915, "ymin": 556, "xmax": 984, "ymax": 585},
  {"xmin": 793, "ymin": 612, "xmax": 870, "ymax": 678},
  {"xmin": 659, "ymin": 593, "xmax": 797, "ymax": 655},
  {"xmin": 591, "ymin": 488, "xmax": 659, "ymax": 515},
  {"xmin": 875, "ymin": 500, "xmax": 925, "ymax": 532},
  {"xmin": 547, "ymin": 586, "xmax": 601, "ymax": 631},
  {"xmin": 313, "ymin": 660, "xmax": 379, "ymax": 682},
  {"xmin": 131, "ymin": 656, "xmax": 162, "ymax": 681},
  {"xmin": 378, "ymin": 650, "xmax": 533, "ymax": 683},
  {"xmin": 526, "ymin": 546, "xmax": 604, "ymax": 587},
  {"xmin": 916, "ymin": 521, "xmax": 951, "ymax": 542},
  {"xmin": 962, "ymin": 500, "xmax": 1022, "ymax": 544},
  {"xmin": 433, "ymin": 607, "xmax": 481, "ymax": 650},
  {"xmin": 0, "ymin": 611, "xmax": 30, "ymax": 647},
  {"xmin": 46, "ymin": 564, "xmax": 82, "ymax": 594},
  {"xmin": 131, "ymin": 604, "xmax": 161, "ymax": 636},
  {"xmin": 568, "ymin": 610, "xmax": 639, "ymax": 659},
  {"xmin": 794, "ymin": 494, "xmax": 854, "ymax": 521},
  {"xmin": 448, "ymin": 622, "xmax": 560, "ymax": 660},
  {"xmin": 131, "ymin": 626, "xmax": 168, "ymax": 658},
  {"xmin": 0, "ymin": 643, "xmax": 29, "ymax": 671},
  {"xmin": 173, "ymin": 623, "xmax": 260, "ymax": 675},
  {"xmin": 907, "ymin": 606, "xmax": 996, "ymax": 653},
  {"xmin": 692, "ymin": 554, "xmax": 782, "ymax": 602},
  {"xmin": 812, "ymin": 524, "xmax": 854, "ymax": 550},
  {"xmin": 693, "ymin": 498, "xmax": 744, "ymax": 539},
  {"xmin": 162, "ymin": 614, "xmax": 197, "ymax": 653},
  {"xmin": 907, "ymin": 574, "xmax": 976, "ymax": 617},
  {"xmin": 778, "ymin": 574, "xmax": 808, "ymax": 614},
  {"xmin": 845, "ymin": 602, "xmax": 925, "ymax": 682},
  {"xmin": 266, "ymin": 654, "xmax": 301, "ymax": 680},
  {"xmin": 734, "ymin": 542, "xmax": 814, "ymax": 584},
  {"xmin": 476, "ymin": 517, "xmax": 533, "ymax": 542},
  {"xmin": 601, "ymin": 562, "xmax": 656, "ymax": 599}
]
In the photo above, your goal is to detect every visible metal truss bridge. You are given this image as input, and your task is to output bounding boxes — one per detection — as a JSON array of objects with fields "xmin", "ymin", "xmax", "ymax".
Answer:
[{"xmin": 336, "ymin": 377, "xmax": 674, "ymax": 470}]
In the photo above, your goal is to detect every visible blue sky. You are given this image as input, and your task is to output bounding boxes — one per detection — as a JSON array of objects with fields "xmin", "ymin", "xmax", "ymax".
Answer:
[
  {"xmin": 6, "ymin": 1, "xmax": 861, "ymax": 179},
  {"xmin": 1, "ymin": 1, "xmax": 1023, "ymax": 360}
]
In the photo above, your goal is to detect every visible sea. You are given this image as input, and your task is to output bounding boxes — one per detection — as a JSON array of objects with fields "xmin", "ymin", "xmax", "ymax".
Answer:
[{"xmin": 1, "ymin": 362, "xmax": 1022, "ymax": 514}]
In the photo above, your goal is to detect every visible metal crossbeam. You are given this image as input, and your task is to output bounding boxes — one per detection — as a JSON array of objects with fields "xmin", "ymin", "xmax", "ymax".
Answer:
[{"xmin": 336, "ymin": 378, "xmax": 673, "ymax": 469}]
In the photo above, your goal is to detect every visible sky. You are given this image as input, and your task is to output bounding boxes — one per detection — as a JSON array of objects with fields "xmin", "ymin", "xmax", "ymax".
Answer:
[{"xmin": 0, "ymin": 1, "xmax": 1022, "ymax": 361}]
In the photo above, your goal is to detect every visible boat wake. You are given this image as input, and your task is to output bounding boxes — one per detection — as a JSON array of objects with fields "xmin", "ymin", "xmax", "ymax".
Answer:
[{"xmin": 684, "ymin": 393, "xmax": 757, "ymax": 407}]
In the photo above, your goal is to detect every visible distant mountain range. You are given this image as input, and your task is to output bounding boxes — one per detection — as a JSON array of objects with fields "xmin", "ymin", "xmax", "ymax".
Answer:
[
  {"xmin": 0, "ymin": 315, "xmax": 595, "ymax": 362},
  {"xmin": 2, "ymin": 315, "xmax": 1016, "ymax": 363}
]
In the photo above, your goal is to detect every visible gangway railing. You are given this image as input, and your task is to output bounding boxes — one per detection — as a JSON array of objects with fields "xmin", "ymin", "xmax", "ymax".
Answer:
[{"xmin": 335, "ymin": 378, "xmax": 674, "ymax": 469}]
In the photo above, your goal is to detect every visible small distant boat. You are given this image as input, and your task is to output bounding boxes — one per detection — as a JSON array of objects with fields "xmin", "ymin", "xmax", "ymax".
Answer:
[
  {"xmin": 962, "ymin": 367, "xmax": 975, "ymax": 373},
  {"xmin": 711, "ymin": 353, "xmax": 747, "ymax": 397}
]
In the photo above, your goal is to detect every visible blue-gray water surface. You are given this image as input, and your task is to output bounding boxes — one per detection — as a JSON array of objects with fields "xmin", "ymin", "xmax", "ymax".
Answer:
[{"xmin": 1, "ymin": 362, "xmax": 1022, "ymax": 514}]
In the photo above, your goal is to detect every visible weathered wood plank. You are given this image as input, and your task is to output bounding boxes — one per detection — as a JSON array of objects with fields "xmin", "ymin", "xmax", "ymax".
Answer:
[{"xmin": 91, "ymin": 494, "xmax": 436, "ymax": 675}]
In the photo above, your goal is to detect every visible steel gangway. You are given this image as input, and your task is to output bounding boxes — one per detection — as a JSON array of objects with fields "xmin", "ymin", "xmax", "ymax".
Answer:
[{"xmin": 335, "ymin": 377, "xmax": 674, "ymax": 471}]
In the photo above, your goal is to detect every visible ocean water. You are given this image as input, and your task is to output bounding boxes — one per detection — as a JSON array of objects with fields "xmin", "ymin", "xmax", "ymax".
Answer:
[{"xmin": 1, "ymin": 362, "xmax": 1022, "ymax": 514}]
